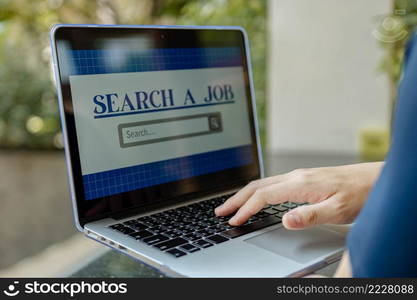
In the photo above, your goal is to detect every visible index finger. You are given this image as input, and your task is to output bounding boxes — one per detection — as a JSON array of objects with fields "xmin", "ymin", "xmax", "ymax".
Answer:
[
  {"xmin": 215, "ymin": 176, "xmax": 280, "ymax": 216},
  {"xmin": 228, "ymin": 178, "xmax": 317, "ymax": 226}
]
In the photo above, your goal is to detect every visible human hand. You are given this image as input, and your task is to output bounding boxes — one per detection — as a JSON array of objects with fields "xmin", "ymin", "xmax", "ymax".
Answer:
[{"xmin": 215, "ymin": 162, "xmax": 383, "ymax": 229}]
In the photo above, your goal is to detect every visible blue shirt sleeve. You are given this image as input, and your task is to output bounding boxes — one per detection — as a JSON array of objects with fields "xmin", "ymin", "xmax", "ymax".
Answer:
[{"xmin": 347, "ymin": 33, "xmax": 417, "ymax": 277}]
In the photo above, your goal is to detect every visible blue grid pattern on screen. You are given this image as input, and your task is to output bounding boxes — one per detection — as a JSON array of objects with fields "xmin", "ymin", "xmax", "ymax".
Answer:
[
  {"xmin": 69, "ymin": 47, "xmax": 242, "ymax": 75},
  {"xmin": 82, "ymin": 145, "xmax": 253, "ymax": 200}
]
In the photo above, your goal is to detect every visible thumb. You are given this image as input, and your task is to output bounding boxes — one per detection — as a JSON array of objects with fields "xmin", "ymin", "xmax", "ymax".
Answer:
[{"xmin": 282, "ymin": 200, "xmax": 334, "ymax": 230}]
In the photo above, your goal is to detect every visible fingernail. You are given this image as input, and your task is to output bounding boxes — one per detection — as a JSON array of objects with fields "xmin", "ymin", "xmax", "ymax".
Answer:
[
  {"xmin": 229, "ymin": 216, "xmax": 237, "ymax": 224},
  {"xmin": 286, "ymin": 213, "xmax": 302, "ymax": 226}
]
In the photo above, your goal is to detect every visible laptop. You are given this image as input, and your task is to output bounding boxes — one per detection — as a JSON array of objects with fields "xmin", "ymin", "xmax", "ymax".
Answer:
[{"xmin": 50, "ymin": 24, "xmax": 346, "ymax": 277}]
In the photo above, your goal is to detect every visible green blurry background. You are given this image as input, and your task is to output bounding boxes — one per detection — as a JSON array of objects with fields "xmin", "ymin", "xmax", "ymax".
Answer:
[
  {"xmin": 0, "ymin": 0, "xmax": 416, "ymax": 150},
  {"xmin": 379, "ymin": 0, "xmax": 417, "ymax": 120},
  {"xmin": 0, "ymin": 0, "xmax": 415, "ymax": 276},
  {"xmin": 0, "ymin": 0, "xmax": 267, "ymax": 149}
]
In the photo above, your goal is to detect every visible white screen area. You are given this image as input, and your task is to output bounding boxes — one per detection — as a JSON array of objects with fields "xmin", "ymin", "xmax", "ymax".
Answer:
[{"xmin": 69, "ymin": 66, "xmax": 253, "ymax": 176}]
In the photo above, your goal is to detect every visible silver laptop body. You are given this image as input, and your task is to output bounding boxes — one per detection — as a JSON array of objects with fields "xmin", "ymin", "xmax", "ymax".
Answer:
[{"xmin": 50, "ymin": 24, "xmax": 345, "ymax": 277}]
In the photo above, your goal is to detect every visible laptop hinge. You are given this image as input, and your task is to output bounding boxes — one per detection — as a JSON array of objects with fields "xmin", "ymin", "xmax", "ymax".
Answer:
[
  {"xmin": 110, "ymin": 202, "xmax": 166, "ymax": 220},
  {"xmin": 109, "ymin": 183, "xmax": 245, "ymax": 221}
]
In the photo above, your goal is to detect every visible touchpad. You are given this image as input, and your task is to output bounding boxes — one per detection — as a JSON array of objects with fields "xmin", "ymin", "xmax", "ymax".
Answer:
[{"xmin": 244, "ymin": 227, "xmax": 345, "ymax": 264}]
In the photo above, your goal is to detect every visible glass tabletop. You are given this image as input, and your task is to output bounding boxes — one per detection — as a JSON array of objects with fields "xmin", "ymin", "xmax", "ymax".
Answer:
[
  {"xmin": 71, "ymin": 250, "xmax": 163, "ymax": 278},
  {"xmin": 70, "ymin": 153, "xmax": 358, "ymax": 277}
]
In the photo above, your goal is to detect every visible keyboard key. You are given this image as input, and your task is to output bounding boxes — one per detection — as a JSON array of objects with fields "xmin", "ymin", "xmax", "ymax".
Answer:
[
  {"xmin": 210, "ymin": 217, "xmax": 224, "ymax": 224},
  {"xmin": 263, "ymin": 208, "xmax": 278, "ymax": 215},
  {"xmin": 123, "ymin": 220, "xmax": 137, "ymax": 225},
  {"xmin": 179, "ymin": 243, "xmax": 201, "ymax": 253},
  {"xmin": 164, "ymin": 231, "xmax": 182, "ymax": 238},
  {"xmin": 196, "ymin": 220, "xmax": 210, "ymax": 226},
  {"xmin": 161, "ymin": 223, "xmax": 176, "ymax": 230},
  {"xmin": 137, "ymin": 216, "xmax": 152, "ymax": 222},
  {"xmin": 192, "ymin": 224, "xmax": 206, "ymax": 231},
  {"xmin": 177, "ymin": 220, "xmax": 193, "ymax": 226},
  {"xmin": 109, "ymin": 224, "xmax": 124, "ymax": 230},
  {"xmin": 128, "ymin": 223, "xmax": 148, "ymax": 231},
  {"xmin": 141, "ymin": 220, "xmax": 160, "ymax": 227},
  {"xmin": 142, "ymin": 234, "xmax": 169, "ymax": 245},
  {"xmin": 154, "ymin": 237, "xmax": 188, "ymax": 251},
  {"xmin": 147, "ymin": 226, "xmax": 167, "ymax": 234},
  {"xmin": 206, "ymin": 234, "xmax": 229, "ymax": 244},
  {"xmin": 254, "ymin": 211, "xmax": 270, "ymax": 218},
  {"xmin": 183, "ymin": 233, "xmax": 201, "ymax": 241},
  {"xmin": 221, "ymin": 223, "xmax": 233, "ymax": 230},
  {"xmin": 282, "ymin": 202, "xmax": 297, "ymax": 209},
  {"xmin": 208, "ymin": 225, "xmax": 226, "ymax": 233},
  {"xmin": 273, "ymin": 205, "xmax": 289, "ymax": 212},
  {"xmin": 222, "ymin": 215, "xmax": 281, "ymax": 239},
  {"xmin": 177, "ymin": 227, "xmax": 194, "ymax": 234},
  {"xmin": 129, "ymin": 230, "xmax": 153, "ymax": 240},
  {"xmin": 196, "ymin": 229, "xmax": 212, "ymax": 237},
  {"xmin": 218, "ymin": 224, "xmax": 230, "ymax": 231},
  {"xmin": 171, "ymin": 221, "xmax": 185, "ymax": 227},
  {"xmin": 247, "ymin": 216, "xmax": 259, "ymax": 222},
  {"xmin": 113, "ymin": 226, "xmax": 135, "ymax": 235},
  {"xmin": 276, "ymin": 212, "xmax": 286, "ymax": 218},
  {"xmin": 217, "ymin": 216, "xmax": 232, "ymax": 222},
  {"xmin": 202, "ymin": 219, "xmax": 217, "ymax": 226},
  {"xmin": 193, "ymin": 239, "xmax": 213, "ymax": 248},
  {"xmin": 166, "ymin": 248, "xmax": 187, "ymax": 258}
]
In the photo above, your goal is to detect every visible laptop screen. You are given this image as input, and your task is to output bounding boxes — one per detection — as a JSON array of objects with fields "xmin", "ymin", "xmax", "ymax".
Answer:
[{"xmin": 53, "ymin": 27, "xmax": 261, "ymax": 225}]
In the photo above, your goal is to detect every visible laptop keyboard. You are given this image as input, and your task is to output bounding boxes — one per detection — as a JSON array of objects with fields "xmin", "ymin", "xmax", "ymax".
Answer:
[{"xmin": 108, "ymin": 193, "xmax": 306, "ymax": 258}]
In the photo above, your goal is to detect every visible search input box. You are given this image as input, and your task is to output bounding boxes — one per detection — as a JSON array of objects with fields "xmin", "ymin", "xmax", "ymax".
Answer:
[{"xmin": 118, "ymin": 112, "xmax": 222, "ymax": 148}]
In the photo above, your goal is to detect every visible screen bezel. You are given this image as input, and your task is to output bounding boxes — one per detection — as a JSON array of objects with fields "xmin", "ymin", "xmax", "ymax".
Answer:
[{"xmin": 51, "ymin": 25, "xmax": 263, "ymax": 229}]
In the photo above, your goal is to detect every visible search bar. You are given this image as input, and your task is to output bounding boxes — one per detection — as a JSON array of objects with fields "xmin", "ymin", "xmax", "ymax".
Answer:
[{"xmin": 118, "ymin": 112, "xmax": 223, "ymax": 148}]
